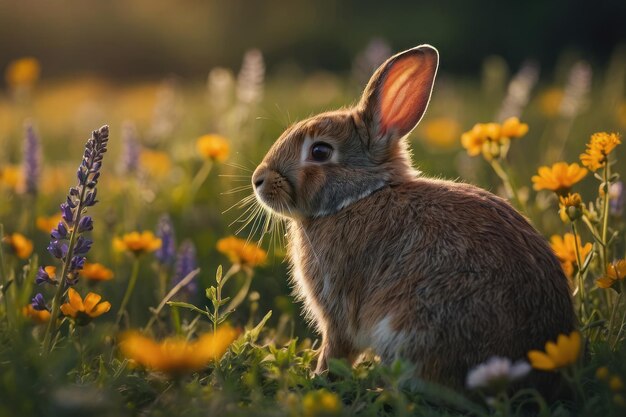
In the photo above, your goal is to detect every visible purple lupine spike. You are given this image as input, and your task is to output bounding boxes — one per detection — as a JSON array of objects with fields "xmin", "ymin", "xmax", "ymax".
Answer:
[
  {"xmin": 172, "ymin": 240, "xmax": 198, "ymax": 299},
  {"xmin": 120, "ymin": 122, "xmax": 141, "ymax": 175},
  {"xmin": 69, "ymin": 256, "xmax": 85, "ymax": 272},
  {"xmin": 47, "ymin": 240, "xmax": 68, "ymax": 259},
  {"xmin": 31, "ymin": 293, "xmax": 47, "ymax": 311},
  {"xmin": 73, "ymin": 236, "xmax": 93, "ymax": 257},
  {"xmin": 155, "ymin": 214, "xmax": 176, "ymax": 266},
  {"xmin": 610, "ymin": 181, "xmax": 624, "ymax": 217},
  {"xmin": 60, "ymin": 202, "xmax": 74, "ymax": 225},
  {"xmin": 77, "ymin": 216, "xmax": 93, "ymax": 233},
  {"xmin": 35, "ymin": 267, "xmax": 56, "ymax": 285},
  {"xmin": 21, "ymin": 121, "xmax": 42, "ymax": 196},
  {"xmin": 51, "ymin": 222, "xmax": 68, "ymax": 240}
]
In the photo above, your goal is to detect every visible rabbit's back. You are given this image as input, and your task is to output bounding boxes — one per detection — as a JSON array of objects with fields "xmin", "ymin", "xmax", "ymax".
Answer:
[{"xmin": 290, "ymin": 177, "xmax": 575, "ymax": 387}]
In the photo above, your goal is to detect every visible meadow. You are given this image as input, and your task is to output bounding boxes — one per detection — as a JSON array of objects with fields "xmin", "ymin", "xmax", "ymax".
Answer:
[{"xmin": 1, "ymin": 44, "xmax": 626, "ymax": 416}]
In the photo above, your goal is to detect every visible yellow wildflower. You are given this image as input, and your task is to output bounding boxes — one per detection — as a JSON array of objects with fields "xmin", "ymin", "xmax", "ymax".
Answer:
[
  {"xmin": 216, "ymin": 236, "xmax": 267, "ymax": 267},
  {"xmin": 597, "ymin": 259, "xmax": 626, "ymax": 289},
  {"xmin": 113, "ymin": 231, "xmax": 162, "ymax": 256},
  {"xmin": 119, "ymin": 325, "xmax": 238, "ymax": 374},
  {"xmin": 539, "ymin": 88, "xmax": 564, "ymax": 118},
  {"xmin": 5, "ymin": 57, "xmax": 40, "ymax": 89},
  {"xmin": 610, "ymin": 376, "xmax": 625, "ymax": 392},
  {"xmin": 558, "ymin": 192, "xmax": 583, "ymax": 222},
  {"xmin": 500, "ymin": 117, "xmax": 529, "ymax": 139},
  {"xmin": 421, "ymin": 117, "xmax": 461, "ymax": 149},
  {"xmin": 596, "ymin": 366, "xmax": 610, "ymax": 380},
  {"xmin": 22, "ymin": 304, "xmax": 51, "ymax": 324},
  {"xmin": 60, "ymin": 288, "xmax": 111, "ymax": 325},
  {"xmin": 196, "ymin": 134, "xmax": 230, "ymax": 162},
  {"xmin": 0, "ymin": 165, "xmax": 23, "ymax": 191},
  {"xmin": 550, "ymin": 233, "xmax": 592, "ymax": 279},
  {"xmin": 527, "ymin": 331, "xmax": 581, "ymax": 371},
  {"xmin": 302, "ymin": 389, "xmax": 342, "ymax": 417},
  {"xmin": 139, "ymin": 149, "xmax": 172, "ymax": 178},
  {"xmin": 531, "ymin": 162, "xmax": 587, "ymax": 194},
  {"xmin": 2, "ymin": 233, "xmax": 33, "ymax": 259},
  {"xmin": 79, "ymin": 262, "xmax": 114, "ymax": 282},
  {"xmin": 36, "ymin": 213, "xmax": 64, "ymax": 234},
  {"xmin": 579, "ymin": 132, "xmax": 621, "ymax": 172}
]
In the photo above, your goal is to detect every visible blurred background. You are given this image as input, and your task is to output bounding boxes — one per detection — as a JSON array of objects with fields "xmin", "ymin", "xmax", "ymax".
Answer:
[{"xmin": 1, "ymin": 0, "xmax": 626, "ymax": 337}]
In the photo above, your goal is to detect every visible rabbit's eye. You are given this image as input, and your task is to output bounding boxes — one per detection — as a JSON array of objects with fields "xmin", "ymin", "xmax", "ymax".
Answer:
[{"xmin": 310, "ymin": 142, "xmax": 333, "ymax": 162}]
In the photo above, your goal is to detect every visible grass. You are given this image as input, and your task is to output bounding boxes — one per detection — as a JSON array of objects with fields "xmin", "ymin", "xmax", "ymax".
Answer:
[{"xmin": 1, "ymin": 51, "xmax": 626, "ymax": 416}]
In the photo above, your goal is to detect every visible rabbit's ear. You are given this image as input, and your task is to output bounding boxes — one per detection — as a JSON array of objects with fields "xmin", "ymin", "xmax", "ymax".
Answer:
[{"xmin": 357, "ymin": 45, "xmax": 438, "ymax": 148}]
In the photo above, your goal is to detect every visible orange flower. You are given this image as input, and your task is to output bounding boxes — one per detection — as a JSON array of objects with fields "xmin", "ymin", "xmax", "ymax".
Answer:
[
  {"xmin": 558, "ymin": 192, "xmax": 583, "ymax": 222},
  {"xmin": 550, "ymin": 233, "xmax": 592, "ymax": 279},
  {"xmin": 79, "ymin": 262, "xmax": 114, "ymax": 282},
  {"xmin": 597, "ymin": 259, "xmax": 626, "ymax": 289},
  {"xmin": 22, "ymin": 304, "xmax": 51, "ymax": 324},
  {"xmin": 216, "ymin": 236, "xmax": 267, "ymax": 267},
  {"xmin": 113, "ymin": 231, "xmax": 162, "ymax": 256},
  {"xmin": 119, "ymin": 325, "xmax": 238, "ymax": 374},
  {"xmin": 2, "ymin": 233, "xmax": 33, "ymax": 259},
  {"xmin": 196, "ymin": 134, "xmax": 230, "ymax": 162},
  {"xmin": 36, "ymin": 213, "xmax": 64, "ymax": 234},
  {"xmin": 500, "ymin": 117, "xmax": 529, "ymax": 139},
  {"xmin": 460, "ymin": 119, "xmax": 527, "ymax": 159},
  {"xmin": 531, "ymin": 162, "xmax": 587, "ymax": 193},
  {"xmin": 5, "ymin": 57, "xmax": 40, "ymax": 88},
  {"xmin": 528, "ymin": 331, "xmax": 581, "ymax": 371},
  {"xmin": 60, "ymin": 288, "xmax": 111, "ymax": 325},
  {"xmin": 0, "ymin": 165, "xmax": 22, "ymax": 191},
  {"xmin": 421, "ymin": 117, "xmax": 461, "ymax": 149},
  {"xmin": 539, "ymin": 88, "xmax": 564, "ymax": 118},
  {"xmin": 580, "ymin": 132, "xmax": 621, "ymax": 172},
  {"xmin": 139, "ymin": 149, "xmax": 172, "ymax": 178}
]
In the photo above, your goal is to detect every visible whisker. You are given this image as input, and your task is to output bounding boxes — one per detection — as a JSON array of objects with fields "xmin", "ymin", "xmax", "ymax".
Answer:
[
  {"xmin": 222, "ymin": 194, "xmax": 256, "ymax": 214},
  {"xmin": 224, "ymin": 162, "xmax": 254, "ymax": 172},
  {"xmin": 221, "ymin": 185, "xmax": 253, "ymax": 195},
  {"xmin": 229, "ymin": 202, "xmax": 259, "ymax": 227}
]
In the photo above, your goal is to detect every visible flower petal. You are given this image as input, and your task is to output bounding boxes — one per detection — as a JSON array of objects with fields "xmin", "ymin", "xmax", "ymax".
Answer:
[
  {"xmin": 60, "ymin": 302, "xmax": 78, "ymax": 318},
  {"xmin": 67, "ymin": 287, "xmax": 84, "ymax": 312},
  {"xmin": 528, "ymin": 350, "xmax": 556, "ymax": 371},
  {"xmin": 83, "ymin": 292, "xmax": 102, "ymax": 312},
  {"xmin": 89, "ymin": 301, "xmax": 111, "ymax": 318}
]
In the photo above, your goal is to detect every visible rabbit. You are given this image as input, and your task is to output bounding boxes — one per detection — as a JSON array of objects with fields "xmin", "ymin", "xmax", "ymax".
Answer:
[{"xmin": 251, "ymin": 44, "xmax": 576, "ymax": 392}]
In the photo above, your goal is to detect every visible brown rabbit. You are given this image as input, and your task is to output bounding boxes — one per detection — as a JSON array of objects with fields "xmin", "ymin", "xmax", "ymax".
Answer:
[{"xmin": 251, "ymin": 45, "xmax": 575, "ymax": 391}]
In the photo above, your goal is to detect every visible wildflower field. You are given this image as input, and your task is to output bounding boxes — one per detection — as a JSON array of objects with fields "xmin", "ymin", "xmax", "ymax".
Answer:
[{"xmin": 2, "ymin": 40, "xmax": 626, "ymax": 417}]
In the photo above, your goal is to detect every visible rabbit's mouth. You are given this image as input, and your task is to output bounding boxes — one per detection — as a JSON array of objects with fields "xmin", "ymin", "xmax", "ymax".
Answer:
[{"xmin": 252, "ymin": 168, "xmax": 297, "ymax": 218}]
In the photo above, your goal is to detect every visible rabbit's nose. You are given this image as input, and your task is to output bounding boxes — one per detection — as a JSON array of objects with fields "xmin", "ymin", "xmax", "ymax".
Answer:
[{"xmin": 252, "ymin": 167, "xmax": 267, "ymax": 190}]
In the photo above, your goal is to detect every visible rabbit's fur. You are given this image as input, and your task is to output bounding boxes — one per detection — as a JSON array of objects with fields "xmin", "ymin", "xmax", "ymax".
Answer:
[{"xmin": 252, "ymin": 45, "xmax": 575, "ymax": 391}]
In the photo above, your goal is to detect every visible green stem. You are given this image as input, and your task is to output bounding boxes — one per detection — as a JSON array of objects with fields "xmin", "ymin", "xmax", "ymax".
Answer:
[
  {"xmin": 571, "ymin": 221, "xmax": 587, "ymax": 323},
  {"xmin": 214, "ymin": 264, "xmax": 240, "ymax": 335},
  {"xmin": 0, "ymin": 224, "xmax": 11, "ymax": 324},
  {"xmin": 224, "ymin": 267, "xmax": 254, "ymax": 315},
  {"xmin": 116, "ymin": 257, "xmax": 141, "ymax": 327},
  {"xmin": 489, "ymin": 159, "xmax": 527, "ymax": 213},
  {"xmin": 42, "ymin": 184, "xmax": 89, "ymax": 353},
  {"xmin": 601, "ymin": 163, "xmax": 611, "ymax": 271},
  {"xmin": 608, "ymin": 291, "xmax": 623, "ymax": 348},
  {"xmin": 189, "ymin": 159, "xmax": 213, "ymax": 201}
]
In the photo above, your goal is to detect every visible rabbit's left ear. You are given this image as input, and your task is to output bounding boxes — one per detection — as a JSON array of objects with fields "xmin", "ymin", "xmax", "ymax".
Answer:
[{"xmin": 357, "ymin": 45, "xmax": 439, "ymax": 147}]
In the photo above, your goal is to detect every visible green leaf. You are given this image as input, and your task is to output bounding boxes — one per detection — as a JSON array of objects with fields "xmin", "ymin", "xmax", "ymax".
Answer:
[
  {"xmin": 245, "ymin": 310, "xmax": 272, "ymax": 343},
  {"xmin": 328, "ymin": 358, "xmax": 353, "ymax": 379},
  {"xmin": 215, "ymin": 265, "xmax": 223, "ymax": 285},
  {"xmin": 167, "ymin": 301, "xmax": 210, "ymax": 318},
  {"xmin": 206, "ymin": 286, "xmax": 217, "ymax": 301}
]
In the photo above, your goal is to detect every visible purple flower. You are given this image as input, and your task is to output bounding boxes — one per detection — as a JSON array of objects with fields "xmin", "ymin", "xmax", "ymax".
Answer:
[
  {"xmin": 77, "ymin": 216, "xmax": 93, "ymax": 233},
  {"xmin": 35, "ymin": 266, "xmax": 57, "ymax": 285},
  {"xmin": 120, "ymin": 122, "xmax": 140, "ymax": 175},
  {"xmin": 155, "ymin": 214, "xmax": 176, "ymax": 266},
  {"xmin": 73, "ymin": 236, "xmax": 92, "ymax": 257},
  {"xmin": 47, "ymin": 240, "xmax": 68, "ymax": 259},
  {"xmin": 21, "ymin": 121, "xmax": 42, "ymax": 196},
  {"xmin": 172, "ymin": 240, "xmax": 197, "ymax": 299},
  {"xmin": 60, "ymin": 202, "xmax": 74, "ymax": 225},
  {"xmin": 610, "ymin": 181, "xmax": 624, "ymax": 217},
  {"xmin": 51, "ymin": 222, "xmax": 68, "ymax": 240},
  {"xmin": 31, "ymin": 293, "xmax": 48, "ymax": 311}
]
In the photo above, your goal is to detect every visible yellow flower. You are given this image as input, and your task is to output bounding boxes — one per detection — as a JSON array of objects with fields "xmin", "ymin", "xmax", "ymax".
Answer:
[
  {"xmin": 139, "ymin": 149, "xmax": 172, "ymax": 178},
  {"xmin": 79, "ymin": 262, "xmax": 114, "ymax": 282},
  {"xmin": 527, "ymin": 331, "xmax": 581, "ymax": 371},
  {"xmin": 421, "ymin": 117, "xmax": 461, "ymax": 149},
  {"xmin": 216, "ymin": 236, "xmax": 267, "ymax": 267},
  {"xmin": 2, "ymin": 233, "xmax": 33, "ymax": 259},
  {"xmin": 22, "ymin": 304, "xmax": 51, "ymax": 324},
  {"xmin": 36, "ymin": 213, "xmax": 64, "ymax": 234},
  {"xmin": 550, "ymin": 233, "xmax": 592, "ymax": 279},
  {"xmin": 196, "ymin": 134, "xmax": 230, "ymax": 162},
  {"xmin": 60, "ymin": 288, "xmax": 111, "ymax": 325},
  {"xmin": 558, "ymin": 192, "xmax": 583, "ymax": 222},
  {"xmin": 580, "ymin": 132, "xmax": 621, "ymax": 172},
  {"xmin": 461, "ymin": 129, "xmax": 485, "ymax": 156},
  {"xmin": 302, "ymin": 389, "xmax": 342, "ymax": 417},
  {"xmin": 500, "ymin": 117, "xmax": 529, "ymax": 139},
  {"xmin": 531, "ymin": 162, "xmax": 587, "ymax": 193},
  {"xmin": 596, "ymin": 366, "xmax": 610, "ymax": 380},
  {"xmin": 597, "ymin": 259, "xmax": 626, "ymax": 289},
  {"xmin": 5, "ymin": 57, "xmax": 40, "ymax": 89},
  {"xmin": 610, "ymin": 376, "xmax": 625, "ymax": 392},
  {"xmin": 113, "ymin": 231, "xmax": 162, "ymax": 256},
  {"xmin": 119, "ymin": 325, "xmax": 238, "ymax": 374},
  {"xmin": 539, "ymin": 88, "xmax": 564, "ymax": 118},
  {"xmin": 0, "ymin": 165, "xmax": 23, "ymax": 191}
]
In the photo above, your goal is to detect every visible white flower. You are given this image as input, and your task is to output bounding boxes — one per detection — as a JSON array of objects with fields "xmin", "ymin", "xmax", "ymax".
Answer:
[{"xmin": 466, "ymin": 356, "xmax": 531, "ymax": 391}]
